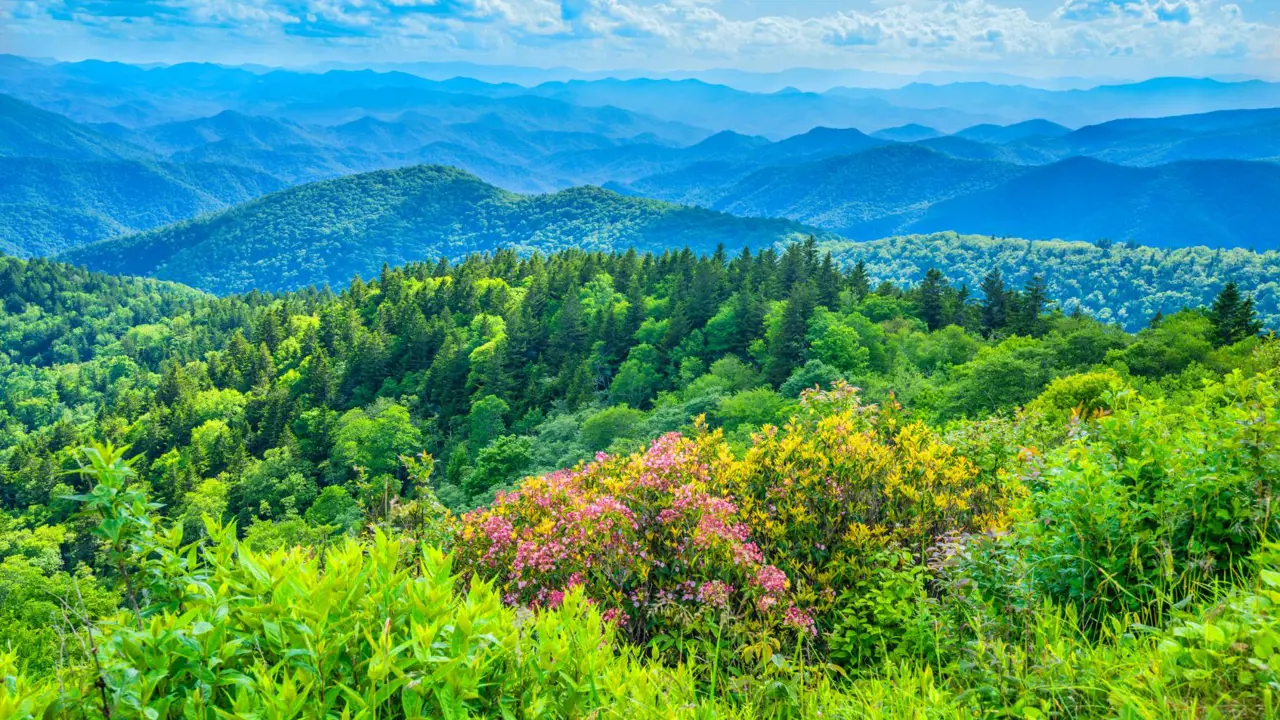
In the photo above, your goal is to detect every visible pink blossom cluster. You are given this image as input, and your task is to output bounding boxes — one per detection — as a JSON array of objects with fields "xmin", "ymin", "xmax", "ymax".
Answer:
[
  {"xmin": 697, "ymin": 580, "xmax": 734, "ymax": 609},
  {"xmin": 754, "ymin": 564, "xmax": 789, "ymax": 595},
  {"xmin": 456, "ymin": 431, "xmax": 797, "ymax": 636},
  {"xmin": 783, "ymin": 605, "xmax": 817, "ymax": 637}
]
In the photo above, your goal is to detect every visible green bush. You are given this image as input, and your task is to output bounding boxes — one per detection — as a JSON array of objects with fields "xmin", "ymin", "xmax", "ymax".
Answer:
[{"xmin": 1020, "ymin": 369, "xmax": 1280, "ymax": 625}]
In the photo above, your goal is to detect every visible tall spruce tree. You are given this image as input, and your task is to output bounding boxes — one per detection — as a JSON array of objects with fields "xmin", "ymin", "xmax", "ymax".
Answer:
[
  {"xmin": 1209, "ymin": 281, "xmax": 1263, "ymax": 346},
  {"xmin": 848, "ymin": 260, "xmax": 871, "ymax": 301},
  {"xmin": 919, "ymin": 268, "xmax": 947, "ymax": 331},
  {"xmin": 766, "ymin": 282, "xmax": 816, "ymax": 385},
  {"xmin": 979, "ymin": 268, "xmax": 1007, "ymax": 337},
  {"xmin": 1012, "ymin": 274, "xmax": 1047, "ymax": 337}
]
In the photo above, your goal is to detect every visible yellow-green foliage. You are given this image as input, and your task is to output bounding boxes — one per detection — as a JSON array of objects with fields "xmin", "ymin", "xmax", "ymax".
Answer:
[
  {"xmin": 1025, "ymin": 368, "xmax": 1127, "ymax": 419},
  {"xmin": 718, "ymin": 383, "xmax": 1019, "ymax": 621},
  {"xmin": 30, "ymin": 525, "xmax": 713, "ymax": 719}
]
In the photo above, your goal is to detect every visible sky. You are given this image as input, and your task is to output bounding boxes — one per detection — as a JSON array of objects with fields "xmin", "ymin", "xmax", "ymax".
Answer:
[{"xmin": 1, "ymin": 0, "xmax": 1277, "ymax": 80}]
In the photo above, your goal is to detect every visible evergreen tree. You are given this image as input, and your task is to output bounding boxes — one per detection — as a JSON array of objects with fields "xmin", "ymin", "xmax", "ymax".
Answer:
[
  {"xmin": 548, "ymin": 285, "xmax": 587, "ymax": 373},
  {"xmin": 622, "ymin": 275, "xmax": 647, "ymax": 342},
  {"xmin": 766, "ymin": 282, "xmax": 816, "ymax": 385},
  {"xmin": 952, "ymin": 285, "xmax": 972, "ymax": 329},
  {"xmin": 307, "ymin": 348, "xmax": 334, "ymax": 407},
  {"xmin": 848, "ymin": 261, "xmax": 871, "ymax": 301},
  {"xmin": 729, "ymin": 281, "xmax": 765, "ymax": 359},
  {"xmin": 816, "ymin": 252, "xmax": 842, "ymax": 310},
  {"xmin": 979, "ymin": 268, "xmax": 1007, "ymax": 337},
  {"xmin": 1014, "ymin": 274, "xmax": 1048, "ymax": 337},
  {"xmin": 1209, "ymin": 281, "xmax": 1263, "ymax": 346},
  {"xmin": 919, "ymin": 268, "xmax": 947, "ymax": 331}
]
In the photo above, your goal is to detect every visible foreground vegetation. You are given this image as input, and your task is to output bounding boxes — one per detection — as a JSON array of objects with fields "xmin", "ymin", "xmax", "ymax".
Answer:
[{"xmin": 2, "ymin": 240, "xmax": 1278, "ymax": 717}]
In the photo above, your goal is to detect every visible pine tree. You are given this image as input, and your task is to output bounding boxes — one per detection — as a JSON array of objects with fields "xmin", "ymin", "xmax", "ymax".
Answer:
[
  {"xmin": 778, "ymin": 243, "xmax": 808, "ymax": 291},
  {"xmin": 1013, "ymin": 274, "xmax": 1048, "ymax": 337},
  {"xmin": 1209, "ymin": 281, "xmax": 1263, "ymax": 346},
  {"xmin": 816, "ymin": 252, "xmax": 842, "ymax": 310},
  {"xmin": 662, "ymin": 281, "xmax": 693, "ymax": 352},
  {"xmin": 548, "ymin": 285, "xmax": 587, "ymax": 373},
  {"xmin": 979, "ymin": 268, "xmax": 1007, "ymax": 337},
  {"xmin": 308, "ymin": 348, "xmax": 334, "ymax": 407},
  {"xmin": 848, "ymin": 260, "xmax": 871, "ymax": 301},
  {"xmin": 729, "ymin": 280, "xmax": 764, "ymax": 359},
  {"xmin": 623, "ymin": 275, "xmax": 647, "ymax": 341},
  {"xmin": 919, "ymin": 268, "xmax": 947, "ymax": 331},
  {"xmin": 952, "ymin": 285, "xmax": 972, "ymax": 328},
  {"xmin": 766, "ymin": 282, "xmax": 816, "ymax": 385}
]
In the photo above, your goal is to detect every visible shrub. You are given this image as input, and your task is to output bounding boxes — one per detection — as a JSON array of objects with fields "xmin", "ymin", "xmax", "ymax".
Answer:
[
  {"xmin": 37, "ymin": 527, "xmax": 709, "ymax": 718},
  {"xmin": 581, "ymin": 405, "xmax": 646, "ymax": 451},
  {"xmin": 1020, "ymin": 369, "xmax": 1280, "ymax": 625},
  {"xmin": 1025, "ymin": 368, "xmax": 1127, "ymax": 420},
  {"xmin": 715, "ymin": 383, "xmax": 1016, "ymax": 631},
  {"xmin": 455, "ymin": 430, "xmax": 796, "ymax": 651}
]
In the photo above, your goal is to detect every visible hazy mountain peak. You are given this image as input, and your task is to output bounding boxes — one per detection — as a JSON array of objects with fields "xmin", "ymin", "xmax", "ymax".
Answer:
[{"xmin": 872, "ymin": 124, "xmax": 944, "ymax": 141}]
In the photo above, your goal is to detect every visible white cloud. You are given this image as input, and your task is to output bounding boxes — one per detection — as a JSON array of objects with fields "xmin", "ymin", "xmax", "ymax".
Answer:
[{"xmin": 3, "ymin": 0, "xmax": 1276, "ymax": 75}]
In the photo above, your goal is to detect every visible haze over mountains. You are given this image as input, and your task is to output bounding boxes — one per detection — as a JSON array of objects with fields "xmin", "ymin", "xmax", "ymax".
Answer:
[{"xmin": 1, "ymin": 54, "xmax": 1278, "ymax": 274}]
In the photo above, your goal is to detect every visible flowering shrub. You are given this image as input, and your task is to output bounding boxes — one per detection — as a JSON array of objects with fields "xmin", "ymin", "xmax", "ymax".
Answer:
[
  {"xmin": 713, "ymin": 383, "xmax": 1018, "ymax": 628},
  {"xmin": 457, "ymin": 382, "xmax": 1018, "ymax": 656},
  {"xmin": 455, "ymin": 431, "xmax": 794, "ymax": 646}
]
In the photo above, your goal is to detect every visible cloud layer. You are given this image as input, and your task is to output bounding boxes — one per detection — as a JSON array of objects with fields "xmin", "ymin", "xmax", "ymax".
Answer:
[{"xmin": 2, "ymin": 0, "xmax": 1276, "ymax": 76}]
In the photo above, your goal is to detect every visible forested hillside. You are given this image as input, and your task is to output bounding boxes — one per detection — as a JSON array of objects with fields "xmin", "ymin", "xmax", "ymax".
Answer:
[
  {"xmin": 0, "ymin": 95, "xmax": 289, "ymax": 255},
  {"xmin": 3, "ymin": 240, "xmax": 1278, "ymax": 717},
  {"xmin": 826, "ymin": 233, "xmax": 1280, "ymax": 330},
  {"xmin": 49, "ymin": 164, "xmax": 1280, "ymax": 331},
  {"xmin": 0, "ymin": 157, "xmax": 285, "ymax": 256},
  {"xmin": 0, "ymin": 92, "xmax": 148, "ymax": 160},
  {"xmin": 57, "ymin": 165, "xmax": 830, "ymax": 293}
]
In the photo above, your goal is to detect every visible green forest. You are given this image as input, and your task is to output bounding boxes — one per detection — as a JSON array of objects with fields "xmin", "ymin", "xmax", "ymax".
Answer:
[{"xmin": 3, "ymin": 239, "xmax": 1279, "ymax": 718}]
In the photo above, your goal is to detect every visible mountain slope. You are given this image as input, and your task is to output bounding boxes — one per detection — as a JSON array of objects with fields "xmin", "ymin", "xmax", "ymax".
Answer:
[
  {"xmin": 872, "ymin": 124, "xmax": 943, "ymax": 141},
  {"xmin": 953, "ymin": 119, "xmax": 1071, "ymax": 143},
  {"xmin": 620, "ymin": 145, "xmax": 1280, "ymax": 249},
  {"xmin": 984, "ymin": 108, "xmax": 1280, "ymax": 166},
  {"xmin": 0, "ymin": 93, "xmax": 151, "ymax": 160},
  {"xmin": 59, "ymin": 165, "xmax": 832, "ymax": 294},
  {"xmin": 129, "ymin": 110, "xmax": 322, "ymax": 152},
  {"xmin": 704, "ymin": 145, "xmax": 1025, "ymax": 237},
  {"xmin": 905, "ymin": 157, "xmax": 1280, "ymax": 248},
  {"xmin": 0, "ymin": 157, "xmax": 286, "ymax": 256}
]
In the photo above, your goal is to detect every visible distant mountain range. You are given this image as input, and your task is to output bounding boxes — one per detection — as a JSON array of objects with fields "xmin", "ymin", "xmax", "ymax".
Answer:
[
  {"xmin": 2, "ymin": 55, "xmax": 1279, "ymax": 258},
  {"xmin": 58, "ymin": 165, "xmax": 830, "ymax": 295},
  {"xmin": 613, "ymin": 143, "xmax": 1280, "ymax": 248},
  {"xmin": 4, "ymin": 55, "xmax": 1279, "ymax": 135}
]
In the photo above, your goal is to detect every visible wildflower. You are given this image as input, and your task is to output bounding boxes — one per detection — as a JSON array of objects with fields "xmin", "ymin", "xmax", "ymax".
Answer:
[
  {"xmin": 754, "ymin": 565, "xmax": 789, "ymax": 595},
  {"xmin": 783, "ymin": 605, "xmax": 817, "ymax": 636},
  {"xmin": 697, "ymin": 581, "xmax": 733, "ymax": 609}
]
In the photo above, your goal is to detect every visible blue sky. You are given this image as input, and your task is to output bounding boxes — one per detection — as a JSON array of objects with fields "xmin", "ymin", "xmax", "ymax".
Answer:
[{"xmin": 1, "ymin": 0, "xmax": 1277, "ymax": 79}]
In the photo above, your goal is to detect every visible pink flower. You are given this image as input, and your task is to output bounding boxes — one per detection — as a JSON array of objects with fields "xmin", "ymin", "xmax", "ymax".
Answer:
[
  {"xmin": 697, "ymin": 580, "xmax": 733, "ymax": 609},
  {"xmin": 601, "ymin": 608, "xmax": 628, "ymax": 626},
  {"xmin": 784, "ymin": 605, "xmax": 817, "ymax": 637},
  {"xmin": 754, "ymin": 565, "xmax": 789, "ymax": 595}
]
